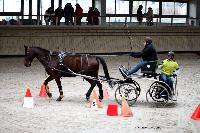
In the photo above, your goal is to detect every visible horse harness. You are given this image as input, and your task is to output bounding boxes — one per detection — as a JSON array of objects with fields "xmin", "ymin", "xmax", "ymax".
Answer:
[{"xmin": 47, "ymin": 51, "xmax": 90, "ymax": 75}]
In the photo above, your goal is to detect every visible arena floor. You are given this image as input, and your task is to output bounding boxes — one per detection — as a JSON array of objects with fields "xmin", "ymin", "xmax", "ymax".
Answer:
[{"xmin": 0, "ymin": 53, "xmax": 200, "ymax": 133}]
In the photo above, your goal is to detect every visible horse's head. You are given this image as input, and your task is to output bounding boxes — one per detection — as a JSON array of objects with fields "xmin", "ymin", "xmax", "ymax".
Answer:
[{"xmin": 24, "ymin": 46, "xmax": 36, "ymax": 67}]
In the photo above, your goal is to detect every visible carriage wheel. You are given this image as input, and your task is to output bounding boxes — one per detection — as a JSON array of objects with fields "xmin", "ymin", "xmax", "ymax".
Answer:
[
  {"xmin": 115, "ymin": 83, "xmax": 138, "ymax": 106},
  {"xmin": 146, "ymin": 84, "xmax": 169, "ymax": 107}
]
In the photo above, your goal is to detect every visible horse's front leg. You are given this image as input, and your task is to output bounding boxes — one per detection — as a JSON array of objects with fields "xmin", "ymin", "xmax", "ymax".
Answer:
[
  {"xmin": 55, "ymin": 77, "xmax": 64, "ymax": 101},
  {"xmin": 44, "ymin": 75, "xmax": 54, "ymax": 98}
]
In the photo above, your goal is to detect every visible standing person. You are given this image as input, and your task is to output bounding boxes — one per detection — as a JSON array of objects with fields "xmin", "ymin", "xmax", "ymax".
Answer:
[
  {"xmin": 54, "ymin": 6, "xmax": 64, "ymax": 25},
  {"xmin": 146, "ymin": 7, "xmax": 154, "ymax": 26},
  {"xmin": 74, "ymin": 3, "xmax": 83, "ymax": 25},
  {"xmin": 119, "ymin": 37, "xmax": 158, "ymax": 78},
  {"xmin": 87, "ymin": 7, "xmax": 94, "ymax": 25},
  {"xmin": 137, "ymin": 5, "xmax": 143, "ymax": 25},
  {"xmin": 93, "ymin": 8, "xmax": 100, "ymax": 25},
  {"xmin": 159, "ymin": 51, "xmax": 179, "ymax": 93},
  {"xmin": 64, "ymin": 3, "xmax": 74, "ymax": 25},
  {"xmin": 44, "ymin": 7, "xmax": 54, "ymax": 25}
]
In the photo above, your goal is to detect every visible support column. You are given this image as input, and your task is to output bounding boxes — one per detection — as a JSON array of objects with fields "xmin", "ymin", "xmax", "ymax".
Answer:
[
  {"xmin": 29, "ymin": 0, "xmax": 32, "ymax": 24},
  {"xmin": 37, "ymin": 0, "xmax": 40, "ymax": 25},
  {"xmin": 101, "ymin": 0, "xmax": 106, "ymax": 25}
]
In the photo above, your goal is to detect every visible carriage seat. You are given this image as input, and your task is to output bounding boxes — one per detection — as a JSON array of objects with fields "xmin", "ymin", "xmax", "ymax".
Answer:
[{"xmin": 141, "ymin": 61, "xmax": 158, "ymax": 78}]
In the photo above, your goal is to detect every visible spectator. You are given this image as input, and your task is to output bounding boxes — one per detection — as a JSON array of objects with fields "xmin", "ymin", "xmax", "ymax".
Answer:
[
  {"xmin": 54, "ymin": 6, "xmax": 64, "ymax": 25},
  {"xmin": 93, "ymin": 8, "xmax": 100, "ymax": 25},
  {"xmin": 44, "ymin": 7, "xmax": 54, "ymax": 25},
  {"xmin": 64, "ymin": 3, "xmax": 74, "ymax": 25},
  {"xmin": 137, "ymin": 5, "xmax": 143, "ymax": 25},
  {"xmin": 146, "ymin": 7, "xmax": 154, "ymax": 26},
  {"xmin": 74, "ymin": 3, "xmax": 83, "ymax": 25},
  {"xmin": 87, "ymin": 7, "xmax": 94, "ymax": 25}
]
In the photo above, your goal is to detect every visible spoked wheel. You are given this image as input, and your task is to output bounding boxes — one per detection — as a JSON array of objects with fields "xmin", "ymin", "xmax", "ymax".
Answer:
[
  {"xmin": 146, "ymin": 84, "xmax": 169, "ymax": 107},
  {"xmin": 115, "ymin": 83, "xmax": 138, "ymax": 106}
]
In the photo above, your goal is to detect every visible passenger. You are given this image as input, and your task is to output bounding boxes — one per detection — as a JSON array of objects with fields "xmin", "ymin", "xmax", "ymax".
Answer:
[
  {"xmin": 119, "ymin": 37, "xmax": 158, "ymax": 78},
  {"xmin": 159, "ymin": 51, "xmax": 179, "ymax": 93}
]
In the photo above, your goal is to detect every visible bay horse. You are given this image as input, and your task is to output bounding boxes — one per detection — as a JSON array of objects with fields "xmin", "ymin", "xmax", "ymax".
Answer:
[{"xmin": 24, "ymin": 46, "xmax": 110, "ymax": 101}]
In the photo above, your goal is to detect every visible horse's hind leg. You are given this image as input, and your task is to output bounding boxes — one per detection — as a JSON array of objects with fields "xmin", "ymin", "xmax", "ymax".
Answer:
[
  {"xmin": 44, "ymin": 75, "xmax": 54, "ymax": 98},
  {"xmin": 85, "ymin": 78, "xmax": 97, "ymax": 101},
  {"xmin": 97, "ymin": 81, "xmax": 103, "ymax": 100},
  {"xmin": 54, "ymin": 77, "xmax": 64, "ymax": 101}
]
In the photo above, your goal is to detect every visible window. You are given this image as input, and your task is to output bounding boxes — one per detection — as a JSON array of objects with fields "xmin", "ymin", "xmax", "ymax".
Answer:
[
  {"xmin": 132, "ymin": 1, "xmax": 146, "ymax": 15},
  {"xmin": 77, "ymin": 0, "xmax": 92, "ymax": 13},
  {"xmin": 106, "ymin": 0, "xmax": 115, "ymax": 14},
  {"xmin": 0, "ymin": 0, "xmax": 21, "ymax": 12},
  {"xmin": 175, "ymin": 2, "xmax": 187, "ymax": 15},
  {"xmin": 146, "ymin": 1, "xmax": 159, "ymax": 15},
  {"xmin": 162, "ymin": 2, "xmax": 174, "ymax": 15},
  {"xmin": 116, "ymin": 0, "xmax": 129, "ymax": 14}
]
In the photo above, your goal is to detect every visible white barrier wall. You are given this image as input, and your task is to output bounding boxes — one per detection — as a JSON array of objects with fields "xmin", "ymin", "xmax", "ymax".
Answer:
[{"xmin": 0, "ymin": 26, "xmax": 200, "ymax": 55}]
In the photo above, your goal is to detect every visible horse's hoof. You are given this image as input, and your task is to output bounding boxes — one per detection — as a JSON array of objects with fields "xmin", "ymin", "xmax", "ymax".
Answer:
[
  {"xmin": 86, "ymin": 96, "xmax": 90, "ymax": 101},
  {"xmin": 99, "ymin": 95, "xmax": 103, "ymax": 101},
  {"xmin": 47, "ymin": 93, "xmax": 52, "ymax": 98},
  {"xmin": 56, "ymin": 97, "xmax": 62, "ymax": 101}
]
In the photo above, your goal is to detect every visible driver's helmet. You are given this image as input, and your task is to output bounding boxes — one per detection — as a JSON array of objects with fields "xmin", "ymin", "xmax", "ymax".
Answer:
[{"xmin": 168, "ymin": 51, "xmax": 175, "ymax": 59}]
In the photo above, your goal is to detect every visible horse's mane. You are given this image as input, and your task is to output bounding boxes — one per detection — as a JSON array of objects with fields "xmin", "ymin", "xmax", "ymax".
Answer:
[{"xmin": 32, "ymin": 47, "xmax": 50, "ymax": 54}]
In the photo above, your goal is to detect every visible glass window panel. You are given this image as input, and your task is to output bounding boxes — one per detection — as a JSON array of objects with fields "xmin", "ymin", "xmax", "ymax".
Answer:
[
  {"xmin": 54, "ymin": 0, "xmax": 59, "ymax": 9},
  {"xmin": 32, "ymin": 0, "xmax": 37, "ymax": 15},
  {"xmin": 162, "ymin": 2, "xmax": 174, "ymax": 15},
  {"xmin": 4, "ymin": 0, "xmax": 21, "ymax": 12},
  {"xmin": 106, "ymin": 17, "xmax": 125, "ymax": 22},
  {"xmin": 175, "ymin": 2, "xmax": 187, "ymax": 15},
  {"xmin": 161, "ymin": 18, "xmax": 172, "ymax": 23},
  {"xmin": 24, "ymin": 0, "xmax": 29, "ymax": 15},
  {"xmin": 41, "ymin": 0, "xmax": 51, "ymax": 16},
  {"xmin": 132, "ymin": 1, "xmax": 146, "ymax": 15},
  {"xmin": 0, "ymin": 0, "xmax": 3, "ymax": 12},
  {"xmin": 146, "ymin": 1, "xmax": 159, "ymax": 15},
  {"xmin": 116, "ymin": 0, "xmax": 129, "ymax": 14},
  {"xmin": 77, "ymin": 0, "xmax": 92, "ymax": 13},
  {"xmin": 173, "ymin": 18, "xmax": 186, "ymax": 23},
  {"xmin": 106, "ymin": 0, "xmax": 115, "ymax": 14}
]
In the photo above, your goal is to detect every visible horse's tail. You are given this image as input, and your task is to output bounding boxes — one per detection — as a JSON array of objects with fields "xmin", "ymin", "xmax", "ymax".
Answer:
[{"xmin": 96, "ymin": 56, "xmax": 110, "ymax": 81}]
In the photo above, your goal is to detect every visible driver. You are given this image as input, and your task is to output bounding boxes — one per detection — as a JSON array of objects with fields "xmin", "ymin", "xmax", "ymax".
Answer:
[{"xmin": 119, "ymin": 37, "xmax": 158, "ymax": 78}]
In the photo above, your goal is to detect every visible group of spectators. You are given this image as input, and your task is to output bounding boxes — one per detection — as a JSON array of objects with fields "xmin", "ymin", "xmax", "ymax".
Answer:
[
  {"xmin": 44, "ymin": 3, "xmax": 100, "ymax": 26},
  {"xmin": 137, "ymin": 5, "xmax": 154, "ymax": 26}
]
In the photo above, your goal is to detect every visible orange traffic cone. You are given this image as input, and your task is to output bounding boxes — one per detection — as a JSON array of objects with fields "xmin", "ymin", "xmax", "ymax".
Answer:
[
  {"xmin": 191, "ymin": 104, "xmax": 200, "ymax": 120},
  {"xmin": 89, "ymin": 89, "xmax": 103, "ymax": 108},
  {"xmin": 23, "ymin": 88, "xmax": 34, "ymax": 108},
  {"xmin": 121, "ymin": 96, "xmax": 133, "ymax": 117},
  {"xmin": 39, "ymin": 83, "xmax": 48, "ymax": 97}
]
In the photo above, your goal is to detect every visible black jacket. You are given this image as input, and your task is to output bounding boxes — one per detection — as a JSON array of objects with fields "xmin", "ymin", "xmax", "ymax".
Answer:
[{"xmin": 130, "ymin": 43, "xmax": 158, "ymax": 61}]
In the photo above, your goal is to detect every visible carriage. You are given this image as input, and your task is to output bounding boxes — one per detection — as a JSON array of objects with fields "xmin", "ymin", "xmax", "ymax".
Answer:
[
  {"xmin": 111, "ymin": 61, "xmax": 178, "ymax": 107},
  {"xmin": 24, "ymin": 46, "xmax": 178, "ymax": 106}
]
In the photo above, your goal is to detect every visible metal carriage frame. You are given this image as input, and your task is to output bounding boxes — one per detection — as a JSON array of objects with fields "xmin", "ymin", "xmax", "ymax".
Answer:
[{"xmin": 112, "ymin": 61, "xmax": 178, "ymax": 107}]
